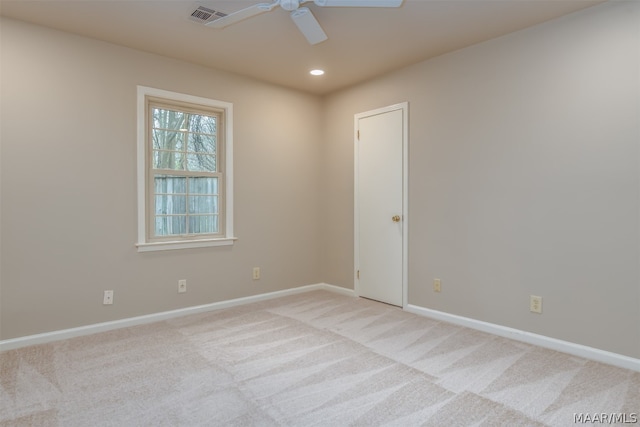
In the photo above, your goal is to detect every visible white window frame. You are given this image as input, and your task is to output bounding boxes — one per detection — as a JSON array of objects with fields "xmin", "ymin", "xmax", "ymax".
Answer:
[{"xmin": 136, "ymin": 86, "xmax": 236, "ymax": 252}]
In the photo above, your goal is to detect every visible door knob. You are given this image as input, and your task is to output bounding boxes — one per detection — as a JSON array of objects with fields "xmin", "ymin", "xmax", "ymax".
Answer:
[{"xmin": 392, "ymin": 215, "xmax": 401, "ymax": 223}]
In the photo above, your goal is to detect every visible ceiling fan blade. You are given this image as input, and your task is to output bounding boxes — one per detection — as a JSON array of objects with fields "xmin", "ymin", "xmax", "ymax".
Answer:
[
  {"xmin": 290, "ymin": 7, "xmax": 328, "ymax": 45},
  {"xmin": 314, "ymin": 0, "xmax": 403, "ymax": 6},
  {"xmin": 205, "ymin": 2, "xmax": 276, "ymax": 29}
]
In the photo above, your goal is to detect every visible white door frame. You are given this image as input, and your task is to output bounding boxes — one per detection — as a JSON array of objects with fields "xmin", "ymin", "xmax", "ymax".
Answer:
[{"xmin": 354, "ymin": 102, "xmax": 409, "ymax": 308}]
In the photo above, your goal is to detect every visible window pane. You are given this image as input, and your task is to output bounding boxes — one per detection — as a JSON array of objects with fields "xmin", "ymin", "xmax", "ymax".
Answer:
[
  {"xmin": 189, "ymin": 195, "xmax": 217, "ymax": 214},
  {"xmin": 189, "ymin": 215, "xmax": 218, "ymax": 234},
  {"xmin": 155, "ymin": 215, "xmax": 186, "ymax": 236},
  {"xmin": 186, "ymin": 153, "xmax": 215, "ymax": 172},
  {"xmin": 153, "ymin": 129, "xmax": 185, "ymax": 151},
  {"xmin": 155, "ymin": 195, "xmax": 186, "ymax": 214},
  {"xmin": 188, "ymin": 114, "xmax": 216, "ymax": 135},
  {"xmin": 153, "ymin": 150, "xmax": 186, "ymax": 170},
  {"xmin": 153, "ymin": 108, "xmax": 185, "ymax": 131},
  {"xmin": 154, "ymin": 176, "xmax": 186, "ymax": 194},
  {"xmin": 188, "ymin": 133, "xmax": 216, "ymax": 154},
  {"xmin": 189, "ymin": 177, "xmax": 218, "ymax": 195}
]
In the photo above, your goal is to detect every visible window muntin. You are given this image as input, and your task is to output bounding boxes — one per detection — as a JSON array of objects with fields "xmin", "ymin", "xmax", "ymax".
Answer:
[{"xmin": 136, "ymin": 86, "xmax": 234, "ymax": 251}]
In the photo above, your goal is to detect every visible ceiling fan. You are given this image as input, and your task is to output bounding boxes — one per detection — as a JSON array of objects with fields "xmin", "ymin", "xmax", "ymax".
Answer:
[{"xmin": 205, "ymin": 0, "xmax": 404, "ymax": 45}]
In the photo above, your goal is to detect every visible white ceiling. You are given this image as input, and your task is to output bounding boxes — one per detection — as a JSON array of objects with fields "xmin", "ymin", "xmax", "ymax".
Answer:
[{"xmin": 0, "ymin": 0, "xmax": 605, "ymax": 95}]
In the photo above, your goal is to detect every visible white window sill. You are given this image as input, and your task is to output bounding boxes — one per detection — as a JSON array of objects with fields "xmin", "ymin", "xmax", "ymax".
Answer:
[{"xmin": 136, "ymin": 237, "xmax": 238, "ymax": 252}]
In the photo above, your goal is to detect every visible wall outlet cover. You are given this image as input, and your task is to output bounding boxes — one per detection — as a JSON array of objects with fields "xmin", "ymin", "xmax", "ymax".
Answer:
[{"xmin": 530, "ymin": 295, "xmax": 542, "ymax": 314}]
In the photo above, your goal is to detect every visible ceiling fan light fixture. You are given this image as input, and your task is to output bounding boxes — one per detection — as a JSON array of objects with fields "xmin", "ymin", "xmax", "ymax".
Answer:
[
  {"xmin": 310, "ymin": 69, "xmax": 325, "ymax": 76},
  {"xmin": 281, "ymin": 0, "xmax": 300, "ymax": 11}
]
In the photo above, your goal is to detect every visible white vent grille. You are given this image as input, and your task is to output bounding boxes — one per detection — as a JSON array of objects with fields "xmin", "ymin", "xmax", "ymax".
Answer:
[{"xmin": 189, "ymin": 6, "xmax": 227, "ymax": 24}]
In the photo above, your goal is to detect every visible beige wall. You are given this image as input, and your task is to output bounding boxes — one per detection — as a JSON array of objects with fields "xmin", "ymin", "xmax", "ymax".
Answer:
[
  {"xmin": 2, "ymin": 1, "xmax": 639, "ymax": 360},
  {"xmin": 321, "ymin": 1, "xmax": 640, "ymax": 359},
  {"xmin": 0, "ymin": 18, "xmax": 323, "ymax": 339}
]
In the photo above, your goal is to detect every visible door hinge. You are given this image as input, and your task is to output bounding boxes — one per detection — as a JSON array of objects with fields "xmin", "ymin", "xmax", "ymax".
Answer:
[
  {"xmin": 357, "ymin": 130, "xmax": 360, "ymax": 140},
  {"xmin": 357, "ymin": 270, "xmax": 360, "ymax": 279}
]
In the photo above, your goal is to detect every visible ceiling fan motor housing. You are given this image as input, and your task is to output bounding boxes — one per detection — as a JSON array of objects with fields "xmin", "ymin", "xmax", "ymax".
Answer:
[{"xmin": 280, "ymin": 0, "xmax": 301, "ymax": 11}]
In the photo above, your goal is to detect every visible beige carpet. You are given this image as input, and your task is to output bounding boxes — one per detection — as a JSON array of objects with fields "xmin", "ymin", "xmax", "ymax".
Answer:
[{"xmin": 1, "ymin": 290, "xmax": 638, "ymax": 426}]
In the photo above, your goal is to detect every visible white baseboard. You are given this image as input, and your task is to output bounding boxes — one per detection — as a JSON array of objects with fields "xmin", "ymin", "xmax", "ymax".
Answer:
[
  {"xmin": 0, "ymin": 283, "xmax": 355, "ymax": 352},
  {"xmin": 2, "ymin": 285, "xmax": 637, "ymax": 373},
  {"xmin": 405, "ymin": 304, "xmax": 640, "ymax": 373}
]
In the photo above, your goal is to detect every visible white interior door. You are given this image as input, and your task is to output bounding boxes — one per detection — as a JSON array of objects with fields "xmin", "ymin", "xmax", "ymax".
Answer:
[{"xmin": 355, "ymin": 103, "xmax": 407, "ymax": 307}]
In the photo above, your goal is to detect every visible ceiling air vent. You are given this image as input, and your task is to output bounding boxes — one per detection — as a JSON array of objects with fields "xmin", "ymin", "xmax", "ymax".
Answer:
[{"xmin": 189, "ymin": 6, "xmax": 227, "ymax": 24}]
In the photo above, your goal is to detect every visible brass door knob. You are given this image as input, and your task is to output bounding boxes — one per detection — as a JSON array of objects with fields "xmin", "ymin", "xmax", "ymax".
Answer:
[{"xmin": 392, "ymin": 215, "xmax": 401, "ymax": 223}]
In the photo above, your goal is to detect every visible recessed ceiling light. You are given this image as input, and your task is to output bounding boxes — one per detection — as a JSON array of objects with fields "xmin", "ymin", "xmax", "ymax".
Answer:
[{"xmin": 310, "ymin": 69, "xmax": 325, "ymax": 76}]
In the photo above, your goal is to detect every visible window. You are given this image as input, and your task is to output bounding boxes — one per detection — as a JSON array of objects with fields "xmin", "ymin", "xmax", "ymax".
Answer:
[{"xmin": 136, "ymin": 86, "xmax": 235, "ymax": 251}]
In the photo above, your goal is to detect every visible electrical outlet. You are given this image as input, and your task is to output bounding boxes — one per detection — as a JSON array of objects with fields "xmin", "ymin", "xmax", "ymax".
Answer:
[
  {"xmin": 252, "ymin": 267, "xmax": 260, "ymax": 280},
  {"xmin": 103, "ymin": 290, "xmax": 114, "ymax": 305},
  {"xmin": 433, "ymin": 278, "xmax": 441, "ymax": 293},
  {"xmin": 178, "ymin": 279, "xmax": 187, "ymax": 293},
  {"xmin": 530, "ymin": 295, "xmax": 542, "ymax": 314}
]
